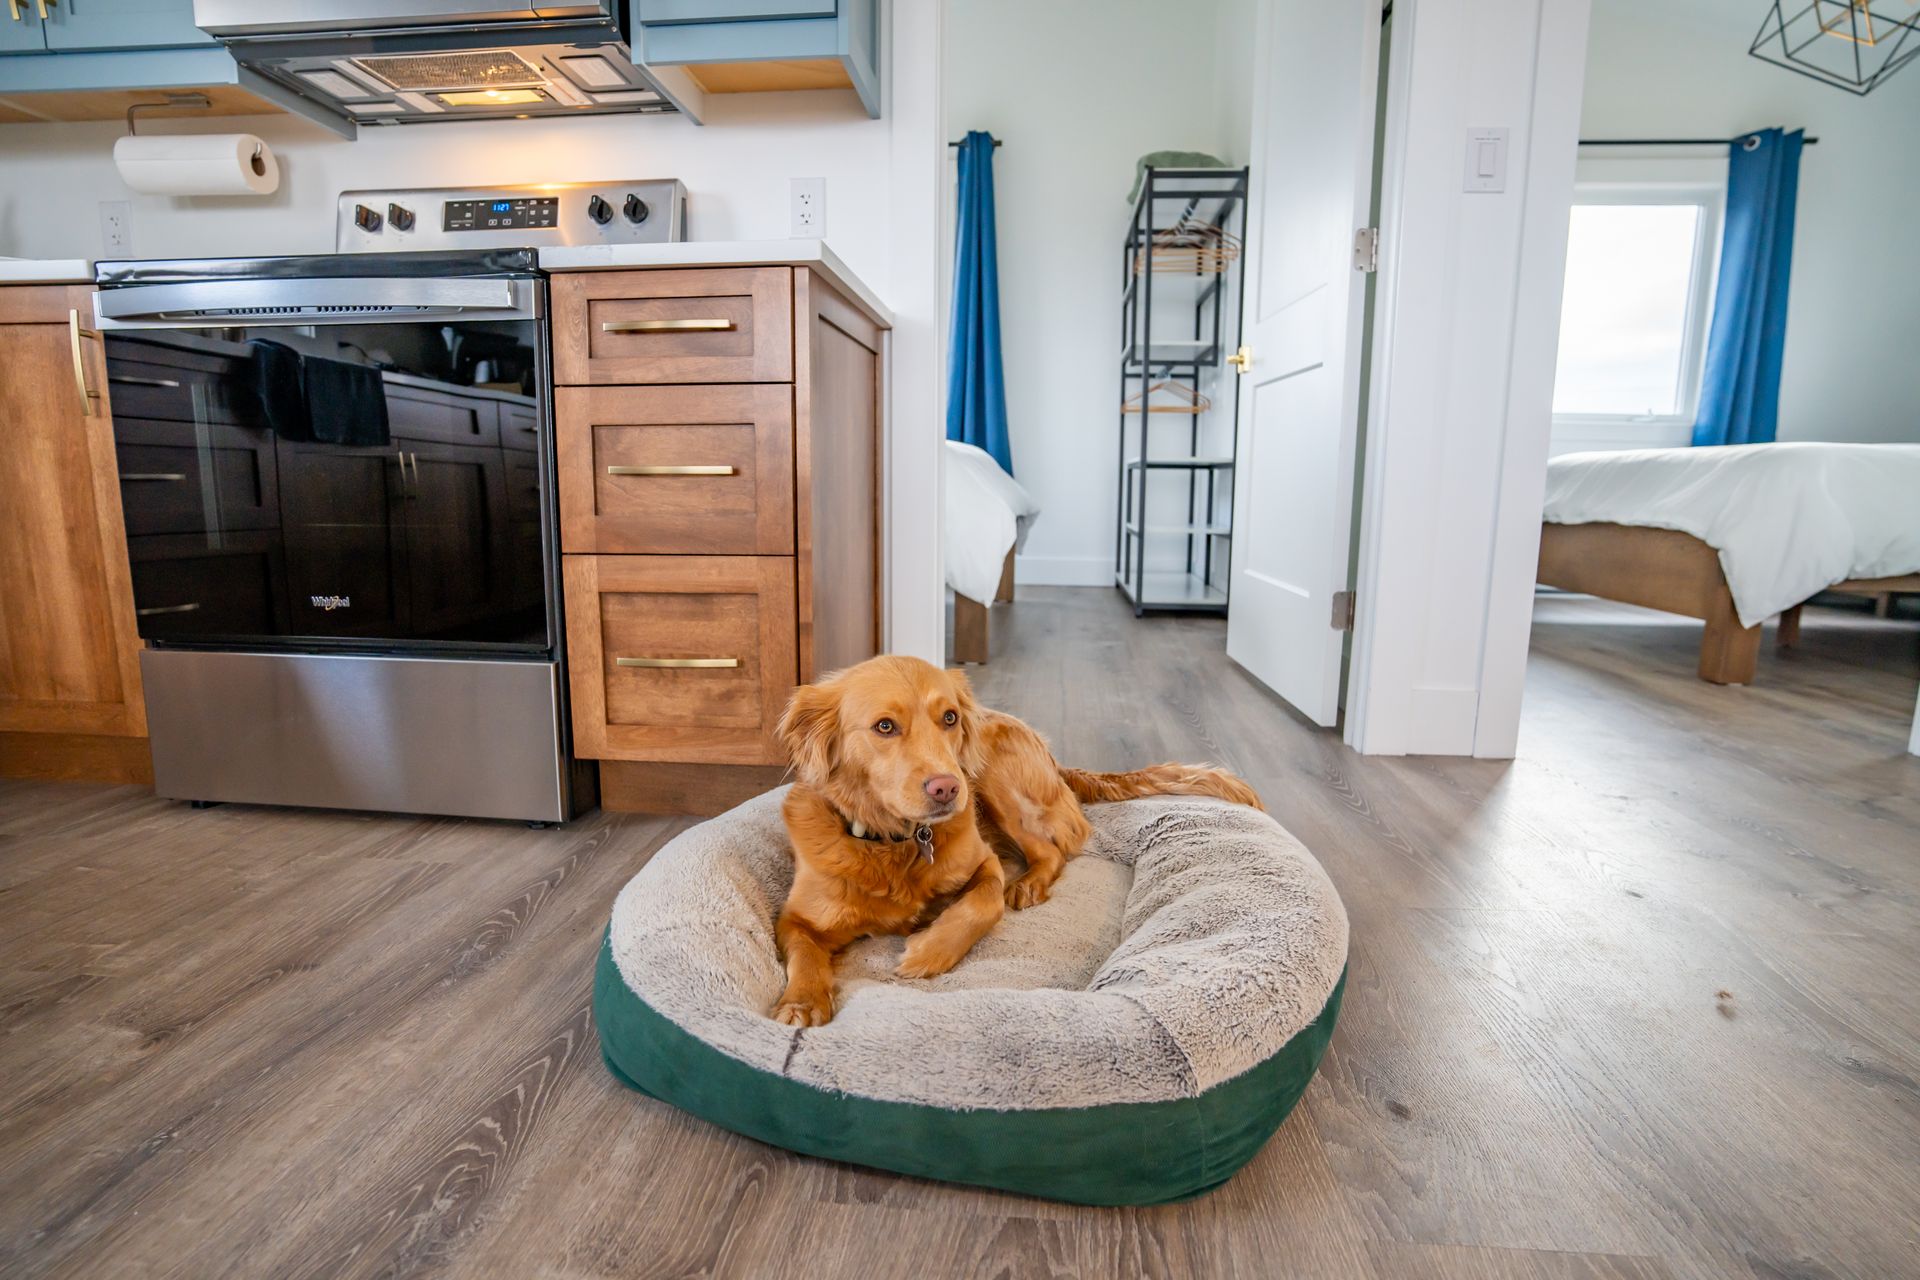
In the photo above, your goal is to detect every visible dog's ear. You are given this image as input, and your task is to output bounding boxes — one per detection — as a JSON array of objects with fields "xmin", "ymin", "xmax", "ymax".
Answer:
[
  {"xmin": 779, "ymin": 680, "xmax": 840, "ymax": 787},
  {"xmin": 946, "ymin": 668, "xmax": 988, "ymax": 778}
]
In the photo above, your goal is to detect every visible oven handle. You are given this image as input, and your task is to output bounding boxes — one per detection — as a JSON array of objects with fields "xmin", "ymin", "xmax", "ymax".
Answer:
[{"xmin": 95, "ymin": 277, "xmax": 530, "ymax": 326}]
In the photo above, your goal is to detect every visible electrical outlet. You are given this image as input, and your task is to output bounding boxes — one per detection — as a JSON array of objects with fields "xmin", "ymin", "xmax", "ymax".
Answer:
[
  {"xmin": 790, "ymin": 177, "xmax": 824, "ymax": 239},
  {"xmin": 99, "ymin": 201, "xmax": 132, "ymax": 256}
]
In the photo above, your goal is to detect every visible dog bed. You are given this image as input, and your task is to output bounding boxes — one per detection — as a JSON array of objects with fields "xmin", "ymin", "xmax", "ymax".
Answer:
[{"xmin": 593, "ymin": 788, "xmax": 1348, "ymax": 1205}]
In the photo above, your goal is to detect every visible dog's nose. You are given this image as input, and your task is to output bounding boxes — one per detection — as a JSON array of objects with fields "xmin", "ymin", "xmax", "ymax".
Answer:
[{"xmin": 924, "ymin": 774, "xmax": 960, "ymax": 805}]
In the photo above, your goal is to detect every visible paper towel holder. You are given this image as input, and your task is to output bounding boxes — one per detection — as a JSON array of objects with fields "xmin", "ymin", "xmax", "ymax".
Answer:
[{"xmin": 125, "ymin": 93, "xmax": 211, "ymax": 136}]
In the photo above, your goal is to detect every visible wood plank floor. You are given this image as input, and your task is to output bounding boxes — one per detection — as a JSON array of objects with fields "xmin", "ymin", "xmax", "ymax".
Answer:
[{"xmin": 3, "ymin": 589, "xmax": 1916, "ymax": 1279}]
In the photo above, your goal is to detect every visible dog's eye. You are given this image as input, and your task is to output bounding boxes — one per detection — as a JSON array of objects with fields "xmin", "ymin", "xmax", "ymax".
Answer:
[
  {"xmin": 943, "ymin": 710, "xmax": 959, "ymax": 727},
  {"xmin": 874, "ymin": 718, "xmax": 896, "ymax": 736}
]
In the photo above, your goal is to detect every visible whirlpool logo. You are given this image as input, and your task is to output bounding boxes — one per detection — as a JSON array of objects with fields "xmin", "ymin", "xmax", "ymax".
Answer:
[{"xmin": 310, "ymin": 595, "xmax": 352, "ymax": 612}]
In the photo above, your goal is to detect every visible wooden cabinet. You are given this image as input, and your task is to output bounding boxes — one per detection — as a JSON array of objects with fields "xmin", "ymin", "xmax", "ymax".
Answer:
[
  {"xmin": 552, "ymin": 265, "xmax": 885, "ymax": 812},
  {"xmin": 0, "ymin": 284, "xmax": 150, "ymax": 784}
]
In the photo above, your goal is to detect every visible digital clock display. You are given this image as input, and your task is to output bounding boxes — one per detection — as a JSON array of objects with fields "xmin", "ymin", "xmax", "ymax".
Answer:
[{"xmin": 442, "ymin": 196, "xmax": 559, "ymax": 232}]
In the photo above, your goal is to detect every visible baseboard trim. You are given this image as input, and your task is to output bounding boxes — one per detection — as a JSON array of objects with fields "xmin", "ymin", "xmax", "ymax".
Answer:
[
  {"xmin": 0, "ymin": 731, "xmax": 153, "ymax": 786},
  {"xmin": 1013, "ymin": 555, "xmax": 1113, "ymax": 587}
]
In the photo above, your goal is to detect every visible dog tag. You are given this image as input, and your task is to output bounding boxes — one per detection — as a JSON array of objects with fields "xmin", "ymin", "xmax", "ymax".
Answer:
[{"xmin": 914, "ymin": 825, "xmax": 935, "ymax": 864}]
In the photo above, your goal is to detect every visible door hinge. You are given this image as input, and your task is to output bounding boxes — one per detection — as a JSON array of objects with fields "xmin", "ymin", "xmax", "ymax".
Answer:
[
  {"xmin": 1353, "ymin": 227, "xmax": 1379, "ymax": 273},
  {"xmin": 1331, "ymin": 590, "xmax": 1356, "ymax": 631}
]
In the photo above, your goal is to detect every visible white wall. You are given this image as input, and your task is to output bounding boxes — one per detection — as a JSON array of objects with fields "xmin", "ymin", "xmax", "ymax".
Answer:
[
  {"xmin": 943, "ymin": 0, "xmax": 1254, "ymax": 586},
  {"xmin": 1575, "ymin": 0, "xmax": 1920, "ymax": 447},
  {"xmin": 0, "ymin": 19, "xmax": 951, "ymax": 660}
]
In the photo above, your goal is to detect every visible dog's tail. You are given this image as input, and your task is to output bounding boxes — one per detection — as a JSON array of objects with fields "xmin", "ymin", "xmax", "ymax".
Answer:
[{"xmin": 1059, "ymin": 763, "xmax": 1264, "ymax": 811}]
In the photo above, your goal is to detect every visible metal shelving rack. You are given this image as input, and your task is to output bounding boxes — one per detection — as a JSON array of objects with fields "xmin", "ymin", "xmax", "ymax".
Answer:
[{"xmin": 1115, "ymin": 166, "xmax": 1249, "ymax": 615}]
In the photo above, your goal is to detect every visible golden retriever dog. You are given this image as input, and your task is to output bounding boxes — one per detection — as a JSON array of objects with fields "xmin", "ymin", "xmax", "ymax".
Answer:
[{"xmin": 770, "ymin": 654, "xmax": 1262, "ymax": 1026}]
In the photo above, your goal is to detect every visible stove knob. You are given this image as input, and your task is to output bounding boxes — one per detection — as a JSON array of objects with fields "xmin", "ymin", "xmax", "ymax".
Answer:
[
  {"xmin": 586, "ymin": 195, "xmax": 613, "ymax": 225},
  {"xmin": 622, "ymin": 194, "xmax": 650, "ymax": 224},
  {"xmin": 387, "ymin": 203, "xmax": 416, "ymax": 232},
  {"xmin": 353, "ymin": 203, "xmax": 383, "ymax": 233}
]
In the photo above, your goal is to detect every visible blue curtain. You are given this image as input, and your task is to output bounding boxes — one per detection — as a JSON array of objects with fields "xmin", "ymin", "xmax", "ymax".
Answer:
[
  {"xmin": 1693, "ymin": 128, "xmax": 1803, "ymax": 447},
  {"xmin": 946, "ymin": 130, "xmax": 1013, "ymax": 474}
]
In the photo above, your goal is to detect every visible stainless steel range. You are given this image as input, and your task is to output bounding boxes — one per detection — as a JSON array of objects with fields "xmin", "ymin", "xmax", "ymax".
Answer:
[{"xmin": 93, "ymin": 180, "xmax": 684, "ymax": 823}]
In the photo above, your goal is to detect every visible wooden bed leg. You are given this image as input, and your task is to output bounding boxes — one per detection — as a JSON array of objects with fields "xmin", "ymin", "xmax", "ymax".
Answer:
[
  {"xmin": 1777, "ymin": 604, "xmax": 1802, "ymax": 650},
  {"xmin": 953, "ymin": 593, "xmax": 989, "ymax": 665},
  {"xmin": 1700, "ymin": 588, "xmax": 1761, "ymax": 684},
  {"xmin": 995, "ymin": 549, "xmax": 1016, "ymax": 604}
]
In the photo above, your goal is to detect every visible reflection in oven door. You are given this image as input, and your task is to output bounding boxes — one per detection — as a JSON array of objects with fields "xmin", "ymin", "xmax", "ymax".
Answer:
[{"xmin": 105, "ymin": 327, "xmax": 550, "ymax": 654}]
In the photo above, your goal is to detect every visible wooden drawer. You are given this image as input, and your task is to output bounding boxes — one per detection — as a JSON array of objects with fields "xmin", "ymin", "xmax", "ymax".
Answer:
[
  {"xmin": 127, "ymin": 532, "xmax": 290, "ymax": 639},
  {"xmin": 104, "ymin": 352, "xmax": 258, "ymax": 427},
  {"xmin": 551, "ymin": 268, "xmax": 793, "ymax": 385},
  {"xmin": 556, "ymin": 384, "xmax": 794, "ymax": 554},
  {"xmin": 563, "ymin": 554, "xmax": 796, "ymax": 765}
]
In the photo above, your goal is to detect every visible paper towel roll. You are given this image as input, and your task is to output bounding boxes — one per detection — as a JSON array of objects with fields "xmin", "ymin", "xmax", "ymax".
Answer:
[{"xmin": 112, "ymin": 133, "xmax": 280, "ymax": 196}]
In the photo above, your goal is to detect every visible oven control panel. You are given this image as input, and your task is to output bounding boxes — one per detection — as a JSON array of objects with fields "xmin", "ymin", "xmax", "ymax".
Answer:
[
  {"xmin": 336, "ymin": 180, "xmax": 686, "ymax": 253},
  {"xmin": 444, "ymin": 196, "xmax": 560, "ymax": 232}
]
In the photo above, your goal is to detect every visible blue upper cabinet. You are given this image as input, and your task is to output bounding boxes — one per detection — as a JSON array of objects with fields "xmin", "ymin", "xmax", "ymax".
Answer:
[
  {"xmin": 1, "ymin": 3, "xmax": 51, "ymax": 53},
  {"xmin": 1, "ymin": 0, "xmax": 215, "ymax": 54},
  {"xmin": 41, "ymin": 0, "xmax": 216, "ymax": 52},
  {"xmin": 633, "ymin": 0, "xmax": 882, "ymax": 119}
]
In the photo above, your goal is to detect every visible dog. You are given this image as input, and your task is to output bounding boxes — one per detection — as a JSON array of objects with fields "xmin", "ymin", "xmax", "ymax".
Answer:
[{"xmin": 770, "ymin": 655, "xmax": 1262, "ymax": 1026}]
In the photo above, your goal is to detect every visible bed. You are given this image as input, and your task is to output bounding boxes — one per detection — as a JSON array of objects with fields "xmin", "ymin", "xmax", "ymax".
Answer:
[
  {"xmin": 945, "ymin": 441, "xmax": 1040, "ymax": 664},
  {"xmin": 1537, "ymin": 443, "xmax": 1920, "ymax": 684}
]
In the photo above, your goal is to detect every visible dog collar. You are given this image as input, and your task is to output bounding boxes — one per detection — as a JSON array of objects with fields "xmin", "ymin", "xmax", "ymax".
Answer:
[{"xmin": 845, "ymin": 817, "xmax": 936, "ymax": 865}]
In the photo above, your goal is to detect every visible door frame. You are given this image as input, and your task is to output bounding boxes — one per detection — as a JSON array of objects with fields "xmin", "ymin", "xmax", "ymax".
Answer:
[{"xmin": 1342, "ymin": 0, "xmax": 1593, "ymax": 756}]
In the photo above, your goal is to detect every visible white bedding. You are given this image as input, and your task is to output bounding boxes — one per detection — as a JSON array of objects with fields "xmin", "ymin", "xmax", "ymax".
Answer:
[
  {"xmin": 944, "ymin": 441, "xmax": 1041, "ymax": 604},
  {"xmin": 1543, "ymin": 443, "xmax": 1920, "ymax": 628}
]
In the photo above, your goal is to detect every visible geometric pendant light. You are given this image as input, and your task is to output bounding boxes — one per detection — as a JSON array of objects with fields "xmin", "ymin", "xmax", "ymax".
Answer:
[{"xmin": 1749, "ymin": 1, "xmax": 1920, "ymax": 95}]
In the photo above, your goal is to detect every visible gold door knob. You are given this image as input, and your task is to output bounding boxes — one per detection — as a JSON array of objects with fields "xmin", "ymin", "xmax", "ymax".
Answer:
[{"xmin": 1226, "ymin": 345, "xmax": 1253, "ymax": 375}]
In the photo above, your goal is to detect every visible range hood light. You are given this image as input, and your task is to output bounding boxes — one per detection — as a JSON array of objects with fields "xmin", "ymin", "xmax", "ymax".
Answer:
[{"xmin": 439, "ymin": 88, "xmax": 546, "ymax": 107}]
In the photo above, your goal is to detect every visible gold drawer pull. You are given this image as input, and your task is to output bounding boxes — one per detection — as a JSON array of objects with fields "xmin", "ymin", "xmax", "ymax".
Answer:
[
  {"xmin": 121, "ymin": 472, "xmax": 187, "ymax": 482},
  {"xmin": 601, "ymin": 318, "xmax": 735, "ymax": 334},
  {"xmin": 616, "ymin": 657, "xmax": 740, "ymax": 669},
  {"xmin": 110, "ymin": 375, "xmax": 183, "ymax": 389},
  {"xmin": 137, "ymin": 602, "xmax": 201, "ymax": 617},
  {"xmin": 605, "ymin": 464, "xmax": 737, "ymax": 477},
  {"xmin": 69, "ymin": 309, "xmax": 100, "ymax": 418}
]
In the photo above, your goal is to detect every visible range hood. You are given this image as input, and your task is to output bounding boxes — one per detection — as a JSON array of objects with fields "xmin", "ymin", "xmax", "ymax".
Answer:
[{"xmin": 192, "ymin": 2, "xmax": 701, "ymax": 129}]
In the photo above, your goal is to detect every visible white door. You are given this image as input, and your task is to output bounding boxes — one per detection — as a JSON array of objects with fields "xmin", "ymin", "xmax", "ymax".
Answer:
[{"xmin": 1225, "ymin": 0, "xmax": 1384, "ymax": 725}]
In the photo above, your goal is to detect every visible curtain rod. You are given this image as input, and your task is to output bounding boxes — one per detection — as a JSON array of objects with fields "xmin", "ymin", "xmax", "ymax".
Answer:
[
  {"xmin": 1579, "ymin": 136, "xmax": 1818, "ymax": 146},
  {"xmin": 948, "ymin": 137, "xmax": 1002, "ymax": 147}
]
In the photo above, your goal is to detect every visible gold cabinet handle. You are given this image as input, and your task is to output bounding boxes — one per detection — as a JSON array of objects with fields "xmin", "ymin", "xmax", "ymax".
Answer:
[
  {"xmin": 121, "ymin": 472, "xmax": 187, "ymax": 482},
  {"xmin": 136, "ymin": 602, "xmax": 201, "ymax": 617},
  {"xmin": 68, "ymin": 309, "xmax": 100, "ymax": 417},
  {"xmin": 600, "ymin": 318, "xmax": 735, "ymax": 333},
  {"xmin": 36, "ymin": 0, "xmax": 51, "ymax": 18},
  {"xmin": 605, "ymin": 464, "xmax": 737, "ymax": 477},
  {"xmin": 8, "ymin": 1, "xmax": 24, "ymax": 23},
  {"xmin": 616, "ymin": 657, "xmax": 740, "ymax": 669},
  {"xmin": 110, "ymin": 374, "xmax": 182, "ymax": 389}
]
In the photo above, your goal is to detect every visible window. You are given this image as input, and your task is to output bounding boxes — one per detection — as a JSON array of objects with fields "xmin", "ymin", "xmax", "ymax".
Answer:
[{"xmin": 1551, "ymin": 185, "xmax": 1720, "ymax": 436}]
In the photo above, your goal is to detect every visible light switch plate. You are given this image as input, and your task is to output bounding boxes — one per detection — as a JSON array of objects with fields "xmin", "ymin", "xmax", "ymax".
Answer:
[{"xmin": 1464, "ymin": 128, "xmax": 1508, "ymax": 194}]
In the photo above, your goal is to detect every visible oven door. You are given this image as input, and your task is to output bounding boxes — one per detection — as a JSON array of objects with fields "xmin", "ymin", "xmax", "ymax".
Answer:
[{"xmin": 95, "ymin": 271, "xmax": 553, "ymax": 656}]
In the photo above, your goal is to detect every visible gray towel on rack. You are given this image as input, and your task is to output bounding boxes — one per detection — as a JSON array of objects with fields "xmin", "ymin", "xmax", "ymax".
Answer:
[{"xmin": 1128, "ymin": 151, "xmax": 1228, "ymax": 203}]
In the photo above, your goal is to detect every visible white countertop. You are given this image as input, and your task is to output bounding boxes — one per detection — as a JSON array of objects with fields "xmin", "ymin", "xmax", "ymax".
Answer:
[
  {"xmin": 537, "ymin": 239, "xmax": 893, "ymax": 329},
  {"xmin": 0, "ymin": 258, "xmax": 92, "ymax": 284}
]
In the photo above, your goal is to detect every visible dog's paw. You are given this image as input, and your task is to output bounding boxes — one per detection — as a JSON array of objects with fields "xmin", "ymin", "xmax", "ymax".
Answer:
[
  {"xmin": 895, "ymin": 938, "xmax": 960, "ymax": 980},
  {"xmin": 1005, "ymin": 875, "xmax": 1054, "ymax": 910},
  {"xmin": 772, "ymin": 993, "xmax": 833, "ymax": 1026}
]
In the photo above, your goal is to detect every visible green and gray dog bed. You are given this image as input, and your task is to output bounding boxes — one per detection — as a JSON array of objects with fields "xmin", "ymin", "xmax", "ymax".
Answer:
[{"xmin": 593, "ymin": 788, "xmax": 1347, "ymax": 1205}]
